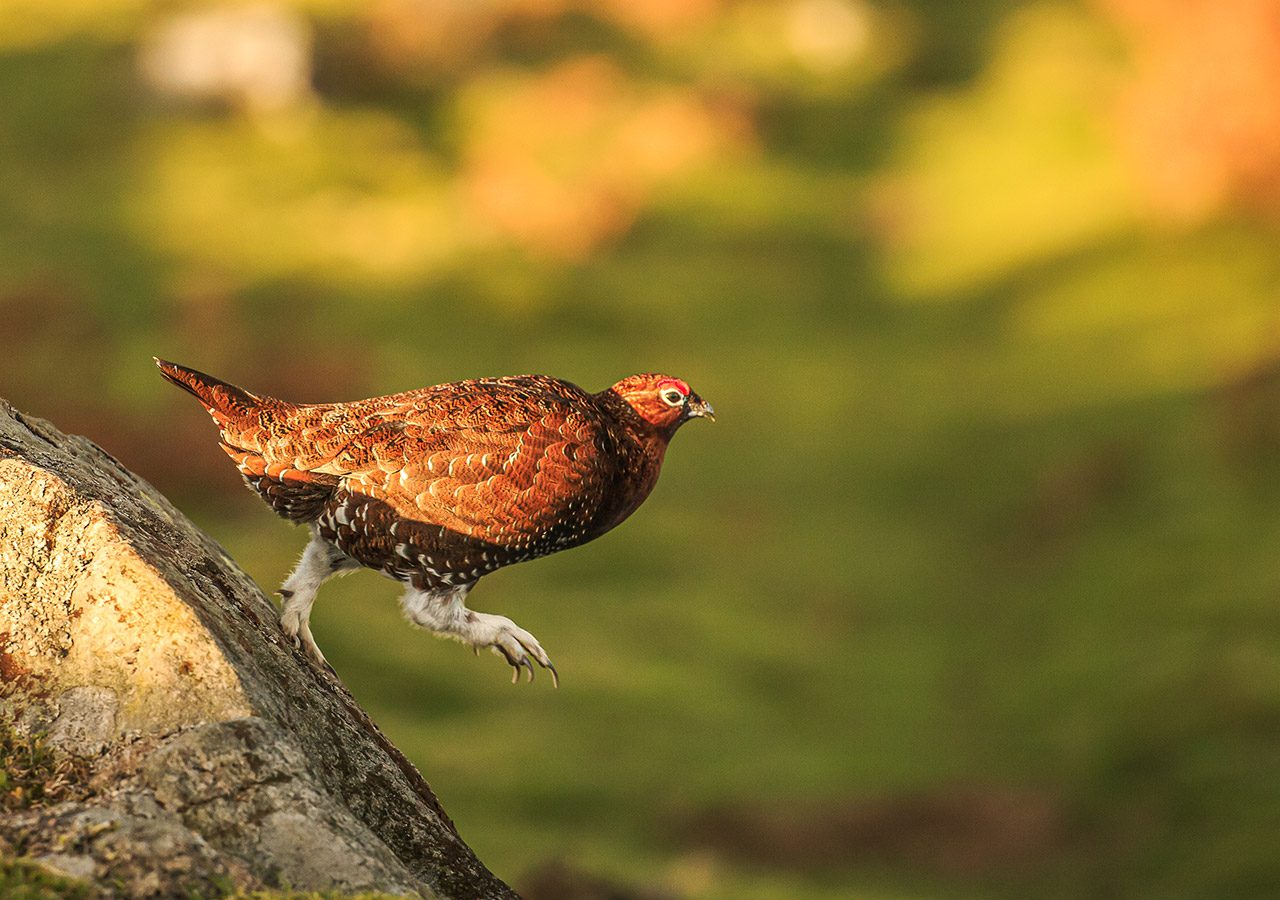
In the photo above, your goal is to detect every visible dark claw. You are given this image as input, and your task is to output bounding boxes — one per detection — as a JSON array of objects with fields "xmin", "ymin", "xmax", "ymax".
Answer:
[
  {"xmin": 493, "ymin": 642, "xmax": 552, "ymax": 686},
  {"xmin": 276, "ymin": 589, "xmax": 293, "ymax": 599}
]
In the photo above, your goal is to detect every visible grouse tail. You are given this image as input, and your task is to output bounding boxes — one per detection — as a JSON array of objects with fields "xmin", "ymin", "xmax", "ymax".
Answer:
[{"xmin": 154, "ymin": 358, "xmax": 262, "ymax": 425}]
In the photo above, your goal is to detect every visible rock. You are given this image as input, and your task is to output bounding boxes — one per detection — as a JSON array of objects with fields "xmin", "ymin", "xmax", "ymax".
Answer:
[{"xmin": 0, "ymin": 399, "xmax": 515, "ymax": 898}]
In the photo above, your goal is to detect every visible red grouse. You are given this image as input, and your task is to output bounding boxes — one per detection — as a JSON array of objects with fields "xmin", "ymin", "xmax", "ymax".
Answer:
[{"xmin": 156, "ymin": 360, "xmax": 713, "ymax": 684}]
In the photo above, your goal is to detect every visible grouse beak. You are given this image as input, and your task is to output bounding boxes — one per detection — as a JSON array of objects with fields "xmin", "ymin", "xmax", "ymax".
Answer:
[{"xmin": 685, "ymin": 394, "xmax": 715, "ymax": 422}]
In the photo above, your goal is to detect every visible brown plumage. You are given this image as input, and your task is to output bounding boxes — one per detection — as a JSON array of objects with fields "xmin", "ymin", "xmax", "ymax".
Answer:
[{"xmin": 156, "ymin": 358, "xmax": 713, "ymax": 684}]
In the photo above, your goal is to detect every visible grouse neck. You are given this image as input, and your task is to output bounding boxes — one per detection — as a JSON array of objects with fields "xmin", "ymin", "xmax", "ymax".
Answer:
[{"xmin": 582, "ymin": 388, "xmax": 669, "ymax": 532}]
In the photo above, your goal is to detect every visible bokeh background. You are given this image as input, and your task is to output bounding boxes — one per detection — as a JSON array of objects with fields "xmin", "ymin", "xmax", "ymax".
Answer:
[{"xmin": 5, "ymin": 0, "xmax": 1280, "ymax": 896}]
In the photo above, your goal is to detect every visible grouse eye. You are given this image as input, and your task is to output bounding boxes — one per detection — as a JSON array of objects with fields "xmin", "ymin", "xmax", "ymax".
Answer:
[{"xmin": 660, "ymin": 388, "xmax": 685, "ymax": 407}]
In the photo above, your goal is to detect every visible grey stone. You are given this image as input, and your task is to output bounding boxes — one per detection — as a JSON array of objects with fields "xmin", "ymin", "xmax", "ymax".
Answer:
[
  {"xmin": 0, "ymin": 399, "xmax": 515, "ymax": 899},
  {"xmin": 31, "ymin": 852, "xmax": 97, "ymax": 881},
  {"xmin": 46, "ymin": 685, "xmax": 119, "ymax": 756}
]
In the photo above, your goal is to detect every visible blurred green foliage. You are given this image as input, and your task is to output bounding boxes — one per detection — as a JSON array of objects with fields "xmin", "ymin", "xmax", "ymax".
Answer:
[
  {"xmin": 0, "ymin": 860, "xmax": 93, "ymax": 900},
  {"xmin": 5, "ymin": 1, "xmax": 1280, "ymax": 897}
]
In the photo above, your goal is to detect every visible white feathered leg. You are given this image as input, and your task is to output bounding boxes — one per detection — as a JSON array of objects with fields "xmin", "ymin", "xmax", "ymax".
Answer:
[
  {"xmin": 399, "ymin": 584, "xmax": 558, "ymax": 686},
  {"xmin": 279, "ymin": 528, "xmax": 356, "ymax": 666}
]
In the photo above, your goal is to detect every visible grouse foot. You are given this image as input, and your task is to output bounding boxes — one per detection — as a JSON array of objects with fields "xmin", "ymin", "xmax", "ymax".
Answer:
[{"xmin": 475, "ymin": 613, "xmax": 559, "ymax": 686}]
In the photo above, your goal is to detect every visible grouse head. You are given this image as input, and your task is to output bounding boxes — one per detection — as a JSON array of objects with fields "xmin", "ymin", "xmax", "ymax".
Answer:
[{"xmin": 608, "ymin": 373, "xmax": 715, "ymax": 434}]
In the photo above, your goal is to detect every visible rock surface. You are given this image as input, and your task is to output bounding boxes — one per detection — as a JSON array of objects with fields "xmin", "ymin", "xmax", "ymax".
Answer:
[{"xmin": 0, "ymin": 399, "xmax": 516, "ymax": 898}]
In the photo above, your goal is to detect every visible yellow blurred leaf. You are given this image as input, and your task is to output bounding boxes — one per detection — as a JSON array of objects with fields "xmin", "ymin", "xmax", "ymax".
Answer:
[{"xmin": 874, "ymin": 4, "xmax": 1139, "ymax": 300}]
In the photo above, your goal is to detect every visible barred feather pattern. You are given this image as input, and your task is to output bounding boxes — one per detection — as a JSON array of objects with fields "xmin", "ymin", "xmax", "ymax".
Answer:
[{"xmin": 157, "ymin": 361, "xmax": 709, "ymax": 593}]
